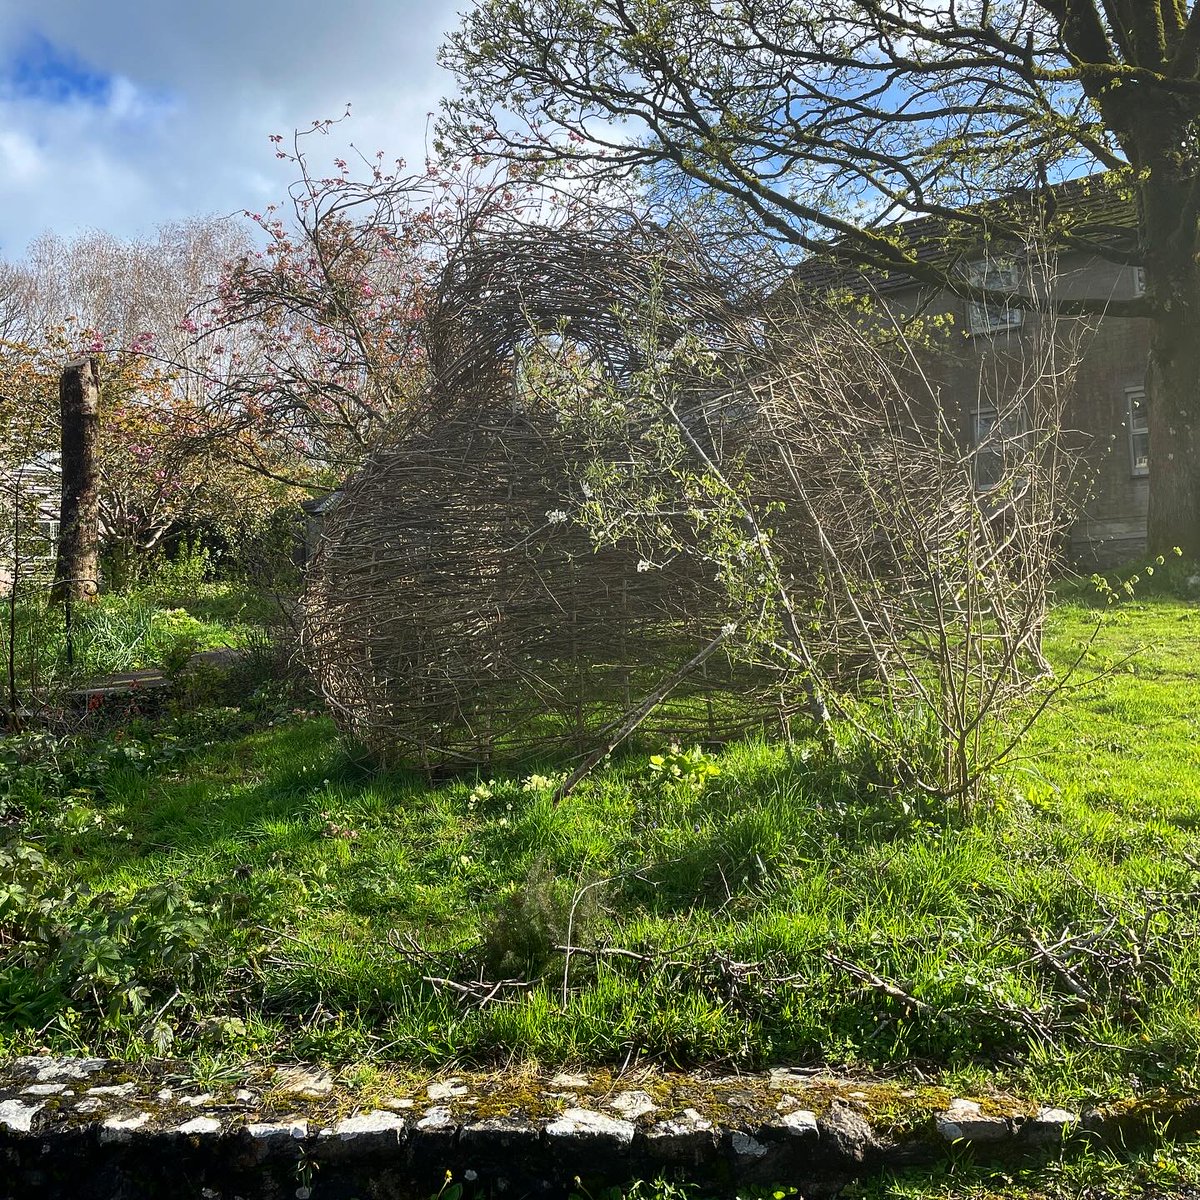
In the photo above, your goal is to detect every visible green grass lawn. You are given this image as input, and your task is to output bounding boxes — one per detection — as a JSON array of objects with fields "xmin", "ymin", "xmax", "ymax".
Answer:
[
  {"xmin": 3, "ymin": 577, "xmax": 285, "ymax": 694},
  {"xmin": 3, "ymin": 592, "xmax": 1200, "ymax": 1103}
]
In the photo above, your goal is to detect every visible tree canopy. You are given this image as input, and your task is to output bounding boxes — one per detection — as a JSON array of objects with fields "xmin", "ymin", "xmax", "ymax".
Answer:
[{"xmin": 442, "ymin": 0, "xmax": 1200, "ymax": 555}]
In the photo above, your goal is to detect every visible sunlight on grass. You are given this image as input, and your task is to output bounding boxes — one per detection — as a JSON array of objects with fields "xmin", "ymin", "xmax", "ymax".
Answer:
[{"xmin": 6, "ymin": 593, "xmax": 1200, "ymax": 1101}]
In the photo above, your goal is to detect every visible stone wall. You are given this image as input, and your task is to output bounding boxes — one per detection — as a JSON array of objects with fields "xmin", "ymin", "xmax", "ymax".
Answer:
[
  {"xmin": 2, "ymin": 1056, "xmax": 1193, "ymax": 1200},
  {"xmin": 889, "ymin": 256, "xmax": 1153, "ymax": 567}
]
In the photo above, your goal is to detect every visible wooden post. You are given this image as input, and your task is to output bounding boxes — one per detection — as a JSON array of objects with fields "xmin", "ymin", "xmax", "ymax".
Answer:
[{"xmin": 51, "ymin": 356, "xmax": 102, "ymax": 603}]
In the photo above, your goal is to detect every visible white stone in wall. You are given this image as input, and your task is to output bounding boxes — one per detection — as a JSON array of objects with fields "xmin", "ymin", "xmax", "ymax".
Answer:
[
  {"xmin": 935, "ymin": 1098, "xmax": 1010, "ymax": 1143},
  {"xmin": 99, "ymin": 1112, "xmax": 152, "ymax": 1142},
  {"xmin": 775, "ymin": 1109, "xmax": 819, "ymax": 1137},
  {"xmin": 1025, "ymin": 1107, "xmax": 1079, "ymax": 1143},
  {"xmin": 549, "ymin": 1072, "xmax": 590, "ymax": 1089},
  {"xmin": 14, "ymin": 1055, "xmax": 105, "ymax": 1082},
  {"xmin": 247, "ymin": 1119, "xmax": 308, "ymax": 1141},
  {"xmin": 0, "ymin": 1099, "xmax": 43, "ymax": 1132},
  {"xmin": 427, "ymin": 1078, "xmax": 470, "ymax": 1101},
  {"xmin": 274, "ymin": 1065, "xmax": 334, "ymax": 1097},
  {"xmin": 730, "ymin": 1131, "xmax": 768, "ymax": 1159},
  {"xmin": 332, "ymin": 1111, "xmax": 406, "ymax": 1140},
  {"xmin": 546, "ymin": 1108, "xmax": 635, "ymax": 1145},
  {"xmin": 177, "ymin": 1117, "xmax": 222, "ymax": 1136},
  {"xmin": 607, "ymin": 1090, "xmax": 656, "ymax": 1119},
  {"xmin": 417, "ymin": 1105, "xmax": 456, "ymax": 1132}
]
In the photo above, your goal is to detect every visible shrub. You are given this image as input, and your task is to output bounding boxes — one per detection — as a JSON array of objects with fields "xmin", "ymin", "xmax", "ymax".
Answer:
[
  {"xmin": 134, "ymin": 541, "xmax": 214, "ymax": 605},
  {"xmin": 0, "ymin": 832, "xmax": 216, "ymax": 1045},
  {"xmin": 479, "ymin": 859, "xmax": 600, "ymax": 979}
]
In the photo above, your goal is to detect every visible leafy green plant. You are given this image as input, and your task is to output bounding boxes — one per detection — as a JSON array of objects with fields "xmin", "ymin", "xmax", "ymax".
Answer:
[
  {"xmin": 647, "ymin": 743, "xmax": 721, "ymax": 796},
  {"xmin": 136, "ymin": 541, "xmax": 214, "ymax": 605},
  {"xmin": 0, "ymin": 838, "xmax": 70, "ymax": 949},
  {"xmin": 75, "ymin": 596, "xmax": 157, "ymax": 672},
  {"xmin": 1091, "ymin": 548, "xmax": 1187, "ymax": 604},
  {"xmin": 0, "ymin": 729, "xmax": 153, "ymax": 826},
  {"xmin": 430, "ymin": 1170, "xmax": 462, "ymax": 1200},
  {"xmin": 159, "ymin": 635, "xmax": 202, "ymax": 683},
  {"xmin": 1, "ymin": 831, "xmax": 215, "ymax": 1046},
  {"xmin": 53, "ymin": 880, "xmax": 214, "ymax": 1029},
  {"xmin": 70, "ymin": 596, "xmax": 209, "ymax": 674}
]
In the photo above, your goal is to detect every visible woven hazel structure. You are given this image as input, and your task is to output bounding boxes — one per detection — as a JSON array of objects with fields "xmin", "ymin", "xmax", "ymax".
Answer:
[
  {"xmin": 300, "ymin": 223, "xmax": 1065, "ymax": 778},
  {"xmin": 299, "ymin": 227, "xmax": 798, "ymax": 770}
]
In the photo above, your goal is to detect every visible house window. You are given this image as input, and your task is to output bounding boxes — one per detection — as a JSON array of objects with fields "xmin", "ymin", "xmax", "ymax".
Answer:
[
  {"xmin": 964, "ymin": 259, "xmax": 1024, "ymax": 335},
  {"xmin": 1126, "ymin": 387, "xmax": 1149, "ymax": 476},
  {"xmin": 30, "ymin": 516, "xmax": 58, "ymax": 562},
  {"xmin": 973, "ymin": 405, "xmax": 1026, "ymax": 490}
]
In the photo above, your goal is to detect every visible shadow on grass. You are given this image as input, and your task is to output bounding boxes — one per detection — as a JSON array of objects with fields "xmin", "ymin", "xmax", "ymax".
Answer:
[
  {"xmin": 77, "ymin": 721, "xmax": 427, "ymax": 870},
  {"xmin": 618, "ymin": 744, "xmax": 952, "ymax": 913}
]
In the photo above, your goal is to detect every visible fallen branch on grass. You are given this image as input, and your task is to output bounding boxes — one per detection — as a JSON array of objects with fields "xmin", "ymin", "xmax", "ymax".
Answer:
[
  {"xmin": 1020, "ymin": 922, "xmax": 1098, "ymax": 1005},
  {"xmin": 420, "ymin": 975, "xmax": 535, "ymax": 1009},
  {"xmin": 823, "ymin": 950, "xmax": 935, "ymax": 1018}
]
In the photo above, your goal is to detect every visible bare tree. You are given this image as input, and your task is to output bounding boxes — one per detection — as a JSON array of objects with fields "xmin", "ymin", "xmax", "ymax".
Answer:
[
  {"xmin": 0, "ymin": 220, "xmax": 282, "ymax": 570},
  {"xmin": 443, "ymin": 0, "xmax": 1200, "ymax": 555}
]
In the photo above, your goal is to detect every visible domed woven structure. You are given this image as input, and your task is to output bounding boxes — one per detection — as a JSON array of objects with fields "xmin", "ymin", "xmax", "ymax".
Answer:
[
  {"xmin": 299, "ymin": 226, "xmax": 797, "ymax": 770},
  {"xmin": 298, "ymin": 221, "xmax": 1060, "ymax": 778}
]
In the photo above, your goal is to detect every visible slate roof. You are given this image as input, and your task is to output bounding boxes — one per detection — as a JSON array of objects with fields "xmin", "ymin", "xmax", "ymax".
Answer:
[{"xmin": 790, "ymin": 172, "xmax": 1137, "ymax": 297}]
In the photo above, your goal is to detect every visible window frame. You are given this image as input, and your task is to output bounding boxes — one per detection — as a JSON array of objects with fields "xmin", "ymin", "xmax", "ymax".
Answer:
[
  {"xmin": 1126, "ymin": 386, "xmax": 1149, "ymax": 477},
  {"xmin": 972, "ymin": 403, "xmax": 1027, "ymax": 492},
  {"xmin": 964, "ymin": 258, "xmax": 1025, "ymax": 336}
]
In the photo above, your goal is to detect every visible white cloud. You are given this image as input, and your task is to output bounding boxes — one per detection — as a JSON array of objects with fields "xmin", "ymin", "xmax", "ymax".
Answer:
[
  {"xmin": 0, "ymin": 128, "xmax": 44, "ymax": 182},
  {"xmin": 0, "ymin": 0, "xmax": 463, "ymax": 255}
]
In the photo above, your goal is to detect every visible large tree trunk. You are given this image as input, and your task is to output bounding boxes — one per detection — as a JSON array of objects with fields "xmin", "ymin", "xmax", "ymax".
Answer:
[
  {"xmin": 52, "ymin": 356, "xmax": 102, "ymax": 603},
  {"xmin": 1146, "ymin": 304, "xmax": 1200, "ymax": 559},
  {"xmin": 1139, "ymin": 164, "xmax": 1200, "ymax": 559}
]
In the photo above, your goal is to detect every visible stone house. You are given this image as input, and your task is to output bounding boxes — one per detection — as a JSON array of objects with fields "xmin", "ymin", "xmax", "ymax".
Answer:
[
  {"xmin": 297, "ymin": 489, "xmax": 344, "ymax": 568},
  {"xmin": 792, "ymin": 177, "xmax": 1150, "ymax": 566}
]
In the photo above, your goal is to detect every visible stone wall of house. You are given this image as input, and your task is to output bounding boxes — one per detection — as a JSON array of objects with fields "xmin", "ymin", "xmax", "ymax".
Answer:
[
  {"xmin": 1043, "ymin": 255, "xmax": 1150, "ymax": 566},
  {"xmin": 0, "ymin": 455, "xmax": 61, "ymax": 597},
  {"xmin": 895, "ymin": 253, "xmax": 1152, "ymax": 567}
]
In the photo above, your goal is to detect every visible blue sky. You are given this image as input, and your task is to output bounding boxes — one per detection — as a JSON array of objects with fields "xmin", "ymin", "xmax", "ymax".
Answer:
[
  {"xmin": 7, "ymin": 32, "xmax": 114, "ymax": 105},
  {"xmin": 0, "ymin": 2, "xmax": 461, "ymax": 256}
]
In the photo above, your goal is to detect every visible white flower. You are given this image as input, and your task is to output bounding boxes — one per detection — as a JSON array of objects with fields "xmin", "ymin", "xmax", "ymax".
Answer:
[
  {"xmin": 522, "ymin": 772, "xmax": 565, "ymax": 792},
  {"xmin": 580, "ymin": 482, "xmax": 594, "ymax": 498},
  {"xmin": 721, "ymin": 622, "xmax": 737, "ymax": 636},
  {"xmin": 636, "ymin": 559, "xmax": 652, "ymax": 573},
  {"xmin": 546, "ymin": 509, "xmax": 568, "ymax": 524}
]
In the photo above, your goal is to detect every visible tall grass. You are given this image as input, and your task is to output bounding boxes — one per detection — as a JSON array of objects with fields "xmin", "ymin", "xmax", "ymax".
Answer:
[{"xmin": 3, "ymin": 542, "xmax": 292, "ymax": 696}]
